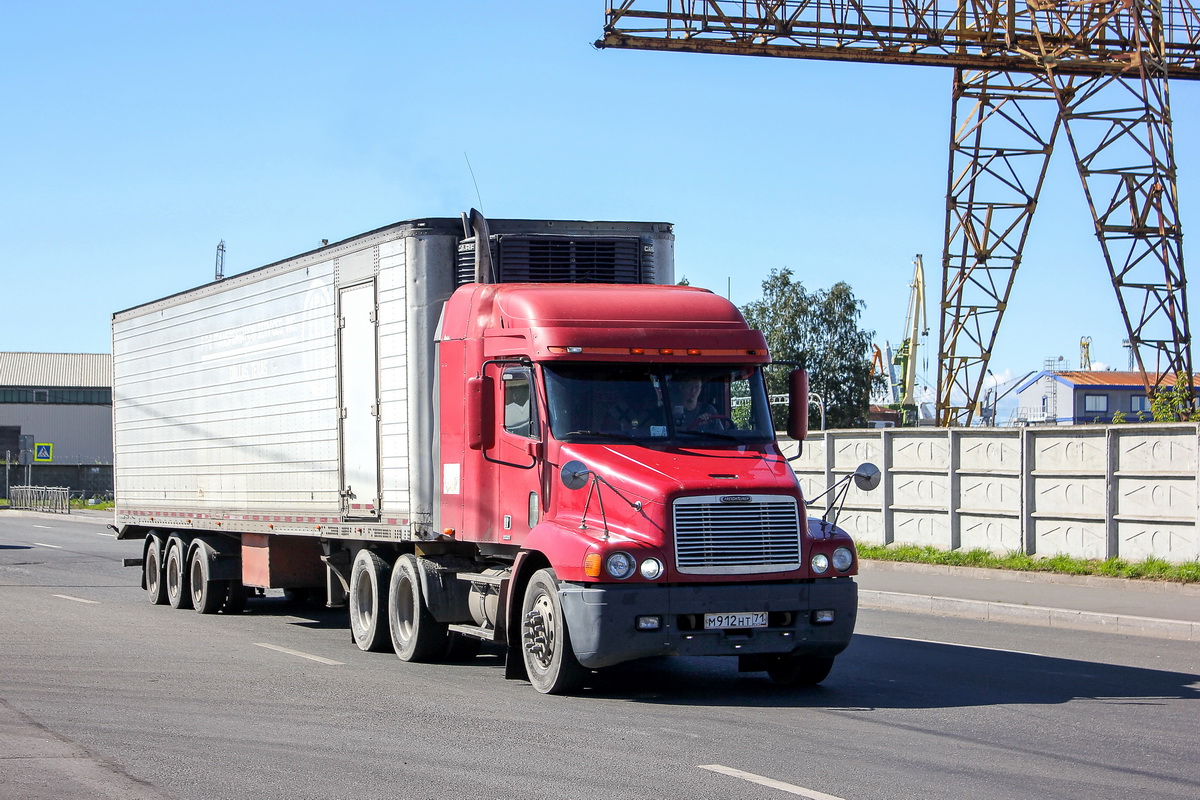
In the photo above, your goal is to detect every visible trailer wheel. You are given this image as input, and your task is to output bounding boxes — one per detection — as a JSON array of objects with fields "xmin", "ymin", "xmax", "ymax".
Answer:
[
  {"xmin": 520, "ymin": 568, "xmax": 586, "ymax": 694},
  {"xmin": 165, "ymin": 541, "xmax": 193, "ymax": 610},
  {"xmin": 349, "ymin": 549, "xmax": 391, "ymax": 652},
  {"xmin": 388, "ymin": 554, "xmax": 448, "ymax": 662},
  {"xmin": 144, "ymin": 536, "xmax": 168, "ymax": 605},
  {"xmin": 188, "ymin": 547, "xmax": 225, "ymax": 614},
  {"xmin": 766, "ymin": 655, "xmax": 835, "ymax": 686},
  {"xmin": 222, "ymin": 581, "xmax": 247, "ymax": 615}
]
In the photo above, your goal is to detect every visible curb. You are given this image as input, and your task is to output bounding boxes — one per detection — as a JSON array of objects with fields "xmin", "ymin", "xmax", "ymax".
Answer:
[{"xmin": 860, "ymin": 589, "xmax": 1200, "ymax": 642}]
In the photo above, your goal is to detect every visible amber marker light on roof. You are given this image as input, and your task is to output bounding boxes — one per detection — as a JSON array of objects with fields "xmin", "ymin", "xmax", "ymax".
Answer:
[
  {"xmin": 658, "ymin": 348, "xmax": 675, "ymax": 355},
  {"xmin": 630, "ymin": 347, "xmax": 645, "ymax": 355},
  {"xmin": 687, "ymin": 349, "xmax": 702, "ymax": 356}
]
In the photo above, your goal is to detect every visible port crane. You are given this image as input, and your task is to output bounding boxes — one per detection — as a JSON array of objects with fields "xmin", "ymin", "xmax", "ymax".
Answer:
[{"xmin": 597, "ymin": 1, "xmax": 1198, "ymax": 425}]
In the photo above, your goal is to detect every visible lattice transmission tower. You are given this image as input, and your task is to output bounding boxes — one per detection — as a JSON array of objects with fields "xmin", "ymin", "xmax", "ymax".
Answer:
[{"xmin": 598, "ymin": 1, "xmax": 1199, "ymax": 425}]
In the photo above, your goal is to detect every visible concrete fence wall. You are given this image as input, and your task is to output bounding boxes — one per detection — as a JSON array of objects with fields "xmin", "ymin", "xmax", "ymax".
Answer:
[{"xmin": 788, "ymin": 423, "xmax": 1199, "ymax": 564}]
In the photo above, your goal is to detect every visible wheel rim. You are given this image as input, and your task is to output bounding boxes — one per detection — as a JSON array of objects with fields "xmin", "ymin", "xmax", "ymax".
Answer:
[
  {"xmin": 189, "ymin": 556, "xmax": 204, "ymax": 606},
  {"xmin": 354, "ymin": 572, "xmax": 375, "ymax": 630},
  {"xmin": 166, "ymin": 549, "xmax": 181, "ymax": 599},
  {"xmin": 522, "ymin": 591, "xmax": 556, "ymax": 672},
  {"xmin": 146, "ymin": 549, "xmax": 160, "ymax": 594},
  {"xmin": 395, "ymin": 573, "xmax": 415, "ymax": 642}
]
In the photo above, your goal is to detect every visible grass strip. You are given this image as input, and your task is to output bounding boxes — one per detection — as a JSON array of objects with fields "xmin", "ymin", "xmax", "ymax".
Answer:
[{"xmin": 857, "ymin": 543, "xmax": 1200, "ymax": 585}]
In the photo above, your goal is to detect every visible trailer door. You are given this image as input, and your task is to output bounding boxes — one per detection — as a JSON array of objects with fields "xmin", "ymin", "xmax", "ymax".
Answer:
[{"xmin": 338, "ymin": 282, "xmax": 381, "ymax": 519}]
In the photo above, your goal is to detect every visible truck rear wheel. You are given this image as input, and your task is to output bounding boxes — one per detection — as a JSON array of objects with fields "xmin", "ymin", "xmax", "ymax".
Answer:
[
  {"xmin": 766, "ymin": 655, "xmax": 835, "ymax": 686},
  {"xmin": 144, "ymin": 536, "xmax": 168, "ymax": 605},
  {"xmin": 520, "ymin": 568, "xmax": 586, "ymax": 694},
  {"xmin": 165, "ymin": 541, "xmax": 193, "ymax": 610},
  {"xmin": 222, "ymin": 581, "xmax": 247, "ymax": 614},
  {"xmin": 349, "ymin": 549, "xmax": 391, "ymax": 652},
  {"xmin": 388, "ymin": 554, "xmax": 448, "ymax": 662},
  {"xmin": 188, "ymin": 547, "xmax": 225, "ymax": 614}
]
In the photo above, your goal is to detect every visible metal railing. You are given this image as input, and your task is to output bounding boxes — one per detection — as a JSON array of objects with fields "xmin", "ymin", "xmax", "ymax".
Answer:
[{"xmin": 9, "ymin": 486, "xmax": 71, "ymax": 514}]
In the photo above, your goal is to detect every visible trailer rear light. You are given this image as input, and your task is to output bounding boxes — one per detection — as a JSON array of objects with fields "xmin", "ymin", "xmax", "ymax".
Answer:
[{"xmin": 584, "ymin": 553, "xmax": 602, "ymax": 577}]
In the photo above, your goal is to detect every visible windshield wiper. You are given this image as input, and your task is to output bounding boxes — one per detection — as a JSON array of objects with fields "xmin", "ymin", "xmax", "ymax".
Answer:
[
  {"xmin": 561, "ymin": 430, "xmax": 640, "ymax": 442},
  {"xmin": 676, "ymin": 429, "xmax": 741, "ymax": 442}
]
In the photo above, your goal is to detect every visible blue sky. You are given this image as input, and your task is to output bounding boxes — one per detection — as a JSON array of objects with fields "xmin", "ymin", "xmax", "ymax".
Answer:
[{"xmin": 4, "ymin": 1, "xmax": 1196, "ymax": 410}]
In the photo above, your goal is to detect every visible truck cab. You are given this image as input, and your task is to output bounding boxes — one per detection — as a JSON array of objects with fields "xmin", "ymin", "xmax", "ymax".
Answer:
[{"xmin": 436, "ymin": 282, "xmax": 858, "ymax": 692}]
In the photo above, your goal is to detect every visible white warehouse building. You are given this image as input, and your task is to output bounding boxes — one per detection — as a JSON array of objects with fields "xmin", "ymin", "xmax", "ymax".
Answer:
[{"xmin": 1, "ymin": 352, "xmax": 113, "ymax": 496}]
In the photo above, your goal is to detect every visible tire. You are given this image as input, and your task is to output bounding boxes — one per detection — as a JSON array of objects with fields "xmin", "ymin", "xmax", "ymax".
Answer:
[
  {"xmin": 144, "ymin": 536, "xmax": 168, "ymax": 605},
  {"xmin": 520, "ymin": 568, "xmax": 587, "ymax": 694},
  {"xmin": 222, "ymin": 581, "xmax": 247, "ymax": 615},
  {"xmin": 188, "ymin": 547, "xmax": 225, "ymax": 615},
  {"xmin": 165, "ymin": 541, "xmax": 193, "ymax": 610},
  {"xmin": 349, "ymin": 549, "xmax": 391, "ymax": 652},
  {"xmin": 388, "ymin": 554, "xmax": 448, "ymax": 662},
  {"xmin": 443, "ymin": 632, "xmax": 482, "ymax": 662},
  {"xmin": 766, "ymin": 655, "xmax": 835, "ymax": 686}
]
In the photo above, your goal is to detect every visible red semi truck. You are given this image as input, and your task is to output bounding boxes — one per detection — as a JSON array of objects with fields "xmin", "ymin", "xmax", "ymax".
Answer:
[{"xmin": 112, "ymin": 213, "xmax": 863, "ymax": 693}]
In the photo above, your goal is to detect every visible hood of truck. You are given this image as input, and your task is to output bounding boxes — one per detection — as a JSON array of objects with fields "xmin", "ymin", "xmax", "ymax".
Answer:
[{"xmin": 557, "ymin": 442, "xmax": 799, "ymax": 502}]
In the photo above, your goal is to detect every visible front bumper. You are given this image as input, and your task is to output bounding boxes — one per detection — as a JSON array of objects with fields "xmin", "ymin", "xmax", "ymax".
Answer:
[{"xmin": 559, "ymin": 578, "xmax": 857, "ymax": 669}]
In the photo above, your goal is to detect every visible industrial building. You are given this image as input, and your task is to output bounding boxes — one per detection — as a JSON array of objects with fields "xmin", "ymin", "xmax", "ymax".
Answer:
[
  {"xmin": 1013, "ymin": 370, "xmax": 1200, "ymax": 425},
  {"xmin": 1, "ymin": 352, "xmax": 113, "ymax": 497}
]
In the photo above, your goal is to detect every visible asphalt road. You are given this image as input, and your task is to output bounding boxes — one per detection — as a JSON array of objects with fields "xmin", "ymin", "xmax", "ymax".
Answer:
[{"xmin": 1, "ymin": 511, "xmax": 1197, "ymax": 800}]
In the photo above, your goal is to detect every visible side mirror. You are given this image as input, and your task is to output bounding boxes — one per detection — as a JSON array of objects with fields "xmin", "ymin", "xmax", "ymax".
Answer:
[
  {"xmin": 853, "ymin": 462, "xmax": 881, "ymax": 492},
  {"xmin": 786, "ymin": 368, "xmax": 809, "ymax": 444},
  {"xmin": 466, "ymin": 375, "xmax": 495, "ymax": 450},
  {"xmin": 560, "ymin": 460, "xmax": 590, "ymax": 490}
]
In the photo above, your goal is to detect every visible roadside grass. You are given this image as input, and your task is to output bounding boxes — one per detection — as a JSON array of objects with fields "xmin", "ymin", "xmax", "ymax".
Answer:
[
  {"xmin": 857, "ymin": 543, "xmax": 1200, "ymax": 585},
  {"xmin": 70, "ymin": 498, "xmax": 113, "ymax": 510}
]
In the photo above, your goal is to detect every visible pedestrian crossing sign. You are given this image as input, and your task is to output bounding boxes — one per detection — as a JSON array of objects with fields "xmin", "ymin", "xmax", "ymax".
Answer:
[{"xmin": 34, "ymin": 443, "xmax": 53, "ymax": 462}]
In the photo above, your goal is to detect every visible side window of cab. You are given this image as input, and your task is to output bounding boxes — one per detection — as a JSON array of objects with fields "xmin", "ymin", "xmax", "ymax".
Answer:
[{"xmin": 502, "ymin": 366, "xmax": 538, "ymax": 438}]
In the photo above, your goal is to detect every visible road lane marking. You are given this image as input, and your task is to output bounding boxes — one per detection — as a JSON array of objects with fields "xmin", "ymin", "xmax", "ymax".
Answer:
[
  {"xmin": 33, "ymin": 542, "xmax": 63, "ymax": 549},
  {"xmin": 32, "ymin": 525, "xmax": 54, "ymax": 529},
  {"xmin": 254, "ymin": 643, "xmax": 344, "ymax": 666},
  {"xmin": 53, "ymin": 594, "xmax": 99, "ymax": 604},
  {"xmin": 887, "ymin": 635, "xmax": 1043, "ymax": 657},
  {"xmin": 700, "ymin": 765, "xmax": 848, "ymax": 799},
  {"xmin": 96, "ymin": 531, "xmax": 116, "ymax": 538}
]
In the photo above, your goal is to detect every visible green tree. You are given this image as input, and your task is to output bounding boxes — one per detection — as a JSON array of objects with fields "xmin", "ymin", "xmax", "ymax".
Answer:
[
  {"xmin": 1150, "ymin": 373, "xmax": 1200, "ymax": 422},
  {"xmin": 741, "ymin": 268, "xmax": 875, "ymax": 428}
]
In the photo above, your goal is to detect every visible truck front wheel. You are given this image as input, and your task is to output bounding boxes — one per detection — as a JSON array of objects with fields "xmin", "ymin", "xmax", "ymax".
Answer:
[
  {"xmin": 520, "ymin": 569, "xmax": 586, "ymax": 694},
  {"xmin": 388, "ymin": 554, "xmax": 448, "ymax": 662},
  {"xmin": 349, "ymin": 549, "xmax": 391, "ymax": 652}
]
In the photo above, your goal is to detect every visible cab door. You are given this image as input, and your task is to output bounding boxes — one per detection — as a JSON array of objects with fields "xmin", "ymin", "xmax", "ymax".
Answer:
[{"xmin": 485, "ymin": 364, "xmax": 544, "ymax": 544}]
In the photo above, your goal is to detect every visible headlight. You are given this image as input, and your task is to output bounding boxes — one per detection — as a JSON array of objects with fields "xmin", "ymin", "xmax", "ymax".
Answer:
[
  {"xmin": 832, "ymin": 546, "xmax": 854, "ymax": 572},
  {"xmin": 639, "ymin": 558, "xmax": 664, "ymax": 580},
  {"xmin": 811, "ymin": 553, "xmax": 830, "ymax": 574},
  {"xmin": 606, "ymin": 551, "xmax": 636, "ymax": 580}
]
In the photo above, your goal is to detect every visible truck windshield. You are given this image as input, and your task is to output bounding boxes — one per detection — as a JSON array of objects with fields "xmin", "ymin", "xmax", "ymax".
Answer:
[{"xmin": 542, "ymin": 363, "xmax": 776, "ymax": 445}]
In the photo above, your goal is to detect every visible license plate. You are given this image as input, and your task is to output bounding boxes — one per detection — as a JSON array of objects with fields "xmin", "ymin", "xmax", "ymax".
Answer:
[{"xmin": 703, "ymin": 612, "xmax": 768, "ymax": 630}]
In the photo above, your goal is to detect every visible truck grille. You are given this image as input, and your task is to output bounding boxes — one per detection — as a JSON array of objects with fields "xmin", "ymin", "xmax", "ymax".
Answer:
[{"xmin": 673, "ymin": 495, "xmax": 801, "ymax": 575}]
